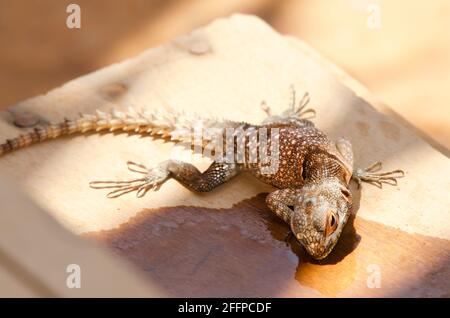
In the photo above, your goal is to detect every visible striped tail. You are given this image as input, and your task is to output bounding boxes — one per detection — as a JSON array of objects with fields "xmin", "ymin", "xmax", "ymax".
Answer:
[{"xmin": 0, "ymin": 108, "xmax": 242, "ymax": 157}]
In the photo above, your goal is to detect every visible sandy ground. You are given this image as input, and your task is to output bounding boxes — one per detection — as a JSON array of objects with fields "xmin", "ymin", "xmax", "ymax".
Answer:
[{"xmin": 0, "ymin": 0, "xmax": 449, "ymax": 149}]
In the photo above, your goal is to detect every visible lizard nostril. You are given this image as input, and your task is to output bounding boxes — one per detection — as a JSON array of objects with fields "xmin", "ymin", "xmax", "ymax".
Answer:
[
  {"xmin": 340, "ymin": 186, "xmax": 351, "ymax": 203},
  {"xmin": 340, "ymin": 187, "xmax": 350, "ymax": 197}
]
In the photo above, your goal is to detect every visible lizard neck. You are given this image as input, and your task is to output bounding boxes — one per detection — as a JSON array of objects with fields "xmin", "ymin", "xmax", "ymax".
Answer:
[{"xmin": 301, "ymin": 148, "xmax": 350, "ymax": 186}]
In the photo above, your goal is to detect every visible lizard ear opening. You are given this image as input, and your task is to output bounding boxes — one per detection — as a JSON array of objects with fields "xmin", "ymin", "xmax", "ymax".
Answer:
[
  {"xmin": 340, "ymin": 186, "xmax": 351, "ymax": 203},
  {"xmin": 325, "ymin": 210, "xmax": 339, "ymax": 237}
]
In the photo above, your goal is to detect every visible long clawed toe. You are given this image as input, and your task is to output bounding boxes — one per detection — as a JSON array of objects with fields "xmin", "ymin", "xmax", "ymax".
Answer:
[
  {"xmin": 89, "ymin": 161, "xmax": 169, "ymax": 198},
  {"xmin": 260, "ymin": 87, "xmax": 316, "ymax": 121},
  {"xmin": 353, "ymin": 161, "xmax": 405, "ymax": 189},
  {"xmin": 260, "ymin": 100, "xmax": 272, "ymax": 116},
  {"xmin": 283, "ymin": 86, "xmax": 316, "ymax": 120}
]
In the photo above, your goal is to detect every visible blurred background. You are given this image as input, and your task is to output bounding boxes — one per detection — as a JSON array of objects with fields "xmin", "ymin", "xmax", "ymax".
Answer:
[{"xmin": 0, "ymin": 0, "xmax": 449, "ymax": 149}]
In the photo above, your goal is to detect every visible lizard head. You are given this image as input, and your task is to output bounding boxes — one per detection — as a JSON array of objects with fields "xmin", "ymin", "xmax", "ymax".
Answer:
[{"xmin": 291, "ymin": 178, "xmax": 352, "ymax": 260}]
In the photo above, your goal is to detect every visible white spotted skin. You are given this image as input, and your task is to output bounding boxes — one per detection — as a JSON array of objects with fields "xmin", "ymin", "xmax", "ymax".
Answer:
[
  {"xmin": 246, "ymin": 126, "xmax": 335, "ymax": 188},
  {"xmin": 291, "ymin": 178, "xmax": 352, "ymax": 260},
  {"xmin": 243, "ymin": 124, "xmax": 354, "ymax": 259}
]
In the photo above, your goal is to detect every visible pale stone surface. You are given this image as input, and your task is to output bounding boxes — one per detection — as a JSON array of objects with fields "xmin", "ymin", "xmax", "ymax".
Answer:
[
  {"xmin": 0, "ymin": 173, "xmax": 164, "ymax": 297},
  {"xmin": 0, "ymin": 14, "xmax": 449, "ymax": 245}
]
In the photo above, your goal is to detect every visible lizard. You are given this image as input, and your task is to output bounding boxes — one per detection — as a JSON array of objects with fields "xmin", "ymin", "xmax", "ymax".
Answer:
[{"xmin": 0, "ymin": 87, "xmax": 404, "ymax": 260}]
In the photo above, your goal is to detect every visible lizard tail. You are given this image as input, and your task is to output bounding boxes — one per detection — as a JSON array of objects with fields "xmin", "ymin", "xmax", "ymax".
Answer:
[{"xmin": 0, "ymin": 108, "xmax": 241, "ymax": 157}]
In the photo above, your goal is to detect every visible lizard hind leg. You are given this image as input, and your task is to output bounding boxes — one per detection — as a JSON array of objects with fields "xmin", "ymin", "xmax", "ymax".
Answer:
[
  {"xmin": 89, "ymin": 161, "xmax": 170, "ymax": 198},
  {"xmin": 90, "ymin": 160, "xmax": 240, "ymax": 198},
  {"xmin": 352, "ymin": 161, "xmax": 405, "ymax": 188}
]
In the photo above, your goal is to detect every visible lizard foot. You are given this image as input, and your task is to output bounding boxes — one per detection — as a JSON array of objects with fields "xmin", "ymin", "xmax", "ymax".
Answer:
[
  {"xmin": 260, "ymin": 86, "xmax": 316, "ymax": 120},
  {"xmin": 352, "ymin": 161, "xmax": 405, "ymax": 189},
  {"xmin": 282, "ymin": 85, "xmax": 316, "ymax": 120},
  {"xmin": 89, "ymin": 161, "xmax": 170, "ymax": 198}
]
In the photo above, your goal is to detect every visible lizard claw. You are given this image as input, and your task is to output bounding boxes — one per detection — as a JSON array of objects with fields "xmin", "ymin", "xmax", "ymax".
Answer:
[
  {"xmin": 352, "ymin": 161, "xmax": 405, "ymax": 189},
  {"xmin": 282, "ymin": 86, "xmax": 316, "ymax": 120},
  {"xmin": 260, "ymin": 86, "xmax": 316, "ymax": 121},
  {"xmin": 295, "ymin": 92, "xmax": 316, "ymax": 120},
  {"xmin": 89, "ymin": 161, "xmax": 170, "ymax": 198},
  {"xmin": 260, "ymin": 100, "xmax": 272, "ymax": 116}
]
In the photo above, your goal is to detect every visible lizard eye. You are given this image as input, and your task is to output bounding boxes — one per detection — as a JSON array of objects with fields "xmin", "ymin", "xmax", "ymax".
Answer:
[{"xmin": 325, "ymin": 210, "xmax": 339, "ymax": 236}]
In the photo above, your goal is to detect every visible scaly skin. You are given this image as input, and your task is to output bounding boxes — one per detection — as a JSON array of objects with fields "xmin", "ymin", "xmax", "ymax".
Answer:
[{"xmin": 0, "ymin": 88, "xmax": 404, "ymax": 259}]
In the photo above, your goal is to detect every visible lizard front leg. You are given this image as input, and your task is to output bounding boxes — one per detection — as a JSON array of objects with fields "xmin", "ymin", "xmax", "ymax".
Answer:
[
  {"xmin": 334, "ymin": 138, "xmax": 404, "ymax": 188},
  {"xmin": 166, "ymin": 160, "xmax": 239, "ymax": 192},
  {"xmin": 352, "ymin": 162, "xmax": 404, "ymax": 188},
  {"xmin": 266, "ymin": 188, "xmax": 303, "ymax": 224},
  {"xmin": 90, "ymin": 160, "xmax": 240, "ymax": 198}
]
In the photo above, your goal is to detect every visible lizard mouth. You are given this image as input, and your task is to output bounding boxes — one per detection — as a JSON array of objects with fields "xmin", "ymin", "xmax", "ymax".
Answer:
[
  {"xmin": 305, "ymin": 236, "xmax": 339, "ymax": 260},
  {"xmin": 310, "ymin": 248, "xmax": 333, "ymax": 260}
]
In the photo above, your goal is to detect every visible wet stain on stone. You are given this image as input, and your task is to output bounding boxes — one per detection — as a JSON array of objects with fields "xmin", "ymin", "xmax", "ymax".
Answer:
[
  {"xmin": 379, "ymin": 120, "xmax": 401, "ymax": 141},
  {"xmin": 355, "ymin": 121, "xmax": 370, "ymax": 137},
  {"xmin": 85, "ymin": 194, "xmax": 450, "ymax": 297}
]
